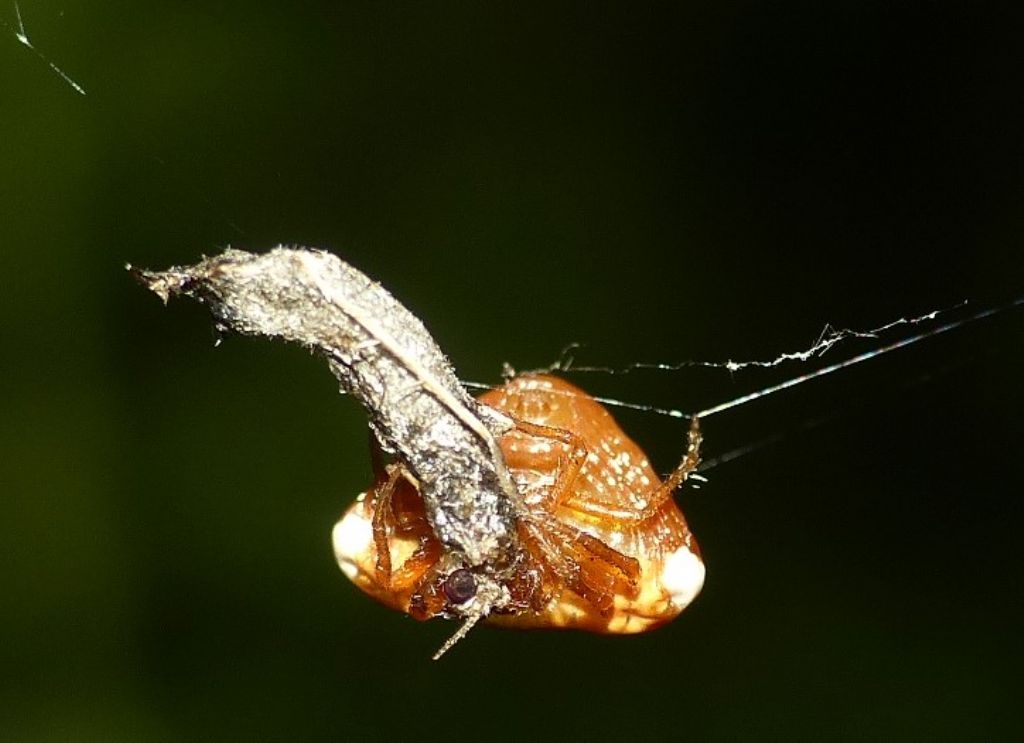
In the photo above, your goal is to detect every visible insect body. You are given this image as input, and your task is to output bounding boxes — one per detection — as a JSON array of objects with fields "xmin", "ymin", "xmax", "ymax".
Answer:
[{"xmin": 333, "ymin": 373, "xmax": 705, "ymax": 635}]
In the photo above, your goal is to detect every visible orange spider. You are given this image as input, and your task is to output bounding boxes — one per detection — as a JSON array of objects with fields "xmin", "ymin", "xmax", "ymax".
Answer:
[{"xmin": 333, "ymin": 373, "xmax": 704, "ymax": 644}]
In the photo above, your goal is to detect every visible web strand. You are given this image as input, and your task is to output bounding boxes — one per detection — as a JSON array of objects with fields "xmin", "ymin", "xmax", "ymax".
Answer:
[
  {"xmin": 539, "ymin": 301, "xmax": 968, "ymax": 376},
  {"xmin": 2, "ymin": 2, "xmax": 86, "ymax": 95},
  {"xmin": 467, "ymin": 296, "xmax": 1023, "ymax": 427},
  {"xmin": 692, "ymin": 297, "xmax": 1022, "ymax": 420}
]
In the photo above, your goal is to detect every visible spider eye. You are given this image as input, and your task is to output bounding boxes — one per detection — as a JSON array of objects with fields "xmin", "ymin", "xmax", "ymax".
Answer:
[{"xmin": 442, "ymin": 568, "xmax": 477, "ymax": 605}]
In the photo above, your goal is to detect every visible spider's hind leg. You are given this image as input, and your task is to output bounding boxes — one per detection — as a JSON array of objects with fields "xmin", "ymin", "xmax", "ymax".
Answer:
[{"xmin": 636, "ymin": 416, "xmax": 702, "ymax": 521}]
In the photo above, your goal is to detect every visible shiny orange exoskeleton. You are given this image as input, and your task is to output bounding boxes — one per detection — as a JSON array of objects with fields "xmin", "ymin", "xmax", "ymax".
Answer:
[{"xmin": 333, "ymin": 374, "xmax": 705, "ymax": 635}]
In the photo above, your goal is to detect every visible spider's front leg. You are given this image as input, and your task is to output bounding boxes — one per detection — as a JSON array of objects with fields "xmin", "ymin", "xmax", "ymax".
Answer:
[
  {"xmin": 508, "ymin": 418, "xmax": 641, "ymax": 610},
  {"xmin": 369, "ymin": 466, "xmax": 400, "ymax": 584},
  {"xmin": 366, "ymin": 437, "xmax": 443, "ymax": 592},
  {"xmin": 511, "ymin": 418, "xmax": 590, "ymax": 510},
  {"xmin": 517, "ymin": 415, "xmax": 703, "ymax": 524}
]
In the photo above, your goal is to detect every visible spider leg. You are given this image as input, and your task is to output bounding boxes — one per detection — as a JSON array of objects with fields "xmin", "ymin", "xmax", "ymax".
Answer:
[
  {"xmin": 369, "ymin": 465, "xmax": 401, "ymax": 585},
  {"xmin": 369, "ymin": 473, "xmax": 443, "ymax": 595},
  {"xmin": 511, "ymin": 417, "xmax": 589, "ymax": 510},
  {"xmin": 520, "ymin": 511, "xmax": 641, "ymax": 611},
  {"xmin": 504, "ymin": 419, "xmax": 641, "ymax": 608},
  {"xmin": 367, "ymin": 432, "xmax": 446, "ymax": 612},
  {"xmin": 366, "ymin": 432, "xmax": 398, "ymax": 582},
  {"xmin": 629, "ymin": 415, "xmax": 702, "ymax": 523},
  {"xmin": 523, "ymin": 416, "xmax": 702, "ymax": 524}
]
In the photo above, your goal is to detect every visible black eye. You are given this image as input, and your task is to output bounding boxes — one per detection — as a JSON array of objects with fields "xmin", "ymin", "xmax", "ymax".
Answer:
[{"xmin": 442, "ymin": 568, "xmax": 477, "ymax": 605}]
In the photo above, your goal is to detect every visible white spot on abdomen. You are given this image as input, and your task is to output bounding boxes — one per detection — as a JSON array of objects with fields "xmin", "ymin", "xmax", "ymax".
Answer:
[
  {"xmin": 332, "ymin": 503, "xmax": 373, "ymax": 580},
  {"xmin": 661, "ymin": 546, "xmax": 705, "ymax": 609}
]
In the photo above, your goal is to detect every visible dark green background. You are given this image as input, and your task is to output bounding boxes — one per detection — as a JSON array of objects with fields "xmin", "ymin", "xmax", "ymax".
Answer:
[{"xmin": 2, "ymin": 2, "xmax": 1022, "ymax": 740}]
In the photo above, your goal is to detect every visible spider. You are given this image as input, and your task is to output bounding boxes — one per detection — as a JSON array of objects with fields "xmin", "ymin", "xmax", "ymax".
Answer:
[{"xmin": 333, "ymin": 373, "xmax": 705, "ymax": 642}]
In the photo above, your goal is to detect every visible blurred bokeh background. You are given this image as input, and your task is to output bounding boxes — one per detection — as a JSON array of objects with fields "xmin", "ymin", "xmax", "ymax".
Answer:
[{"xmin": 2, "ymin": 2, "xmax": 1022, "ymax": 740}]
